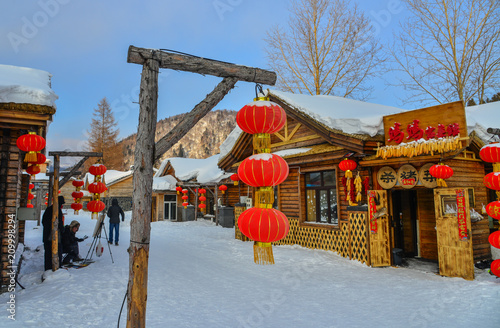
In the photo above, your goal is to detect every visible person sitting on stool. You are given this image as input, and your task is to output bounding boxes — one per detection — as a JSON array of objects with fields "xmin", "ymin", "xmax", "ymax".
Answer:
[
  {"xmin": 107, "ymin": 198, "xmax": 124, "ymax": 246},
  {"xmin": 62, "ymin": 220, "xmax": 87, "ymax": 264}
]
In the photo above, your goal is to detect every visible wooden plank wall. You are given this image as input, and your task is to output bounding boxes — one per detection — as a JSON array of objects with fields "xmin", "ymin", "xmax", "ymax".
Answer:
[
  {"xmin": 0, "ymin": 128, "xmax": 22, "ymax": 293},
  {"xmin": 446, "ymin": 159, "xmax": 491, "ymax": 261}
]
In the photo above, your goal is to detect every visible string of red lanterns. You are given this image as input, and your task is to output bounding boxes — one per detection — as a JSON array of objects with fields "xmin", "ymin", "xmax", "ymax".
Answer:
[
  {"xmin": 479, "ymin": 142, "xmax": 500, "ymax": 277},
  {"xmin": 198, "ymin": 188, "xmax": 207, "ymax": 213},
  {"xmin": 181, "ymin": 189, "xmax": 189, "ymax": 208},
  {"xmin": 235, "ymin": 86, "xmax": 290, "ymax": 265},
  {"xmin": 71, "ymin": 179, "xmax": 85, "ymax": 214},
  {"xmin": 86, "ymin": 164, "xmax": 107, "ymax": 219}
]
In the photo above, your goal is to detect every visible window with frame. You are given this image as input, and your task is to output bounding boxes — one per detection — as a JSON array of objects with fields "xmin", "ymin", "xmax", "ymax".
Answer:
[{"xmin": 305, "ymin": 170, "xmax": 338, "ymax": 225}]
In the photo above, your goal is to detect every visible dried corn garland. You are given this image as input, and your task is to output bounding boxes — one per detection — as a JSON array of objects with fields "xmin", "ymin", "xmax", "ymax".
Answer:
[{"xmin": 376, "ymin": 135, "xmax": 463, "ymax": 159}]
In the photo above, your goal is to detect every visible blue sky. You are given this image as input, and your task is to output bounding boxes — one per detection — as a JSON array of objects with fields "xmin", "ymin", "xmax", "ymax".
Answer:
[{"xmin": 1, "ymin": 0, "xmax": 408, "ymax": 155}]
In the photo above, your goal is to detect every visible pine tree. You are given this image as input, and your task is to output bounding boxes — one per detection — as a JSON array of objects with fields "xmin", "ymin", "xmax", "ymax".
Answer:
[{"xmin": 86, "ymin": 98, "xmax": 120, "ymax": 169}]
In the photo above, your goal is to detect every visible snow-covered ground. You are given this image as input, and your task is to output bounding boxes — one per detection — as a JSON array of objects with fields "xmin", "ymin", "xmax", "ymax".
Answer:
[{"xmin": 2, "ymin": 211, "xmax": 499, "ymax": 328}]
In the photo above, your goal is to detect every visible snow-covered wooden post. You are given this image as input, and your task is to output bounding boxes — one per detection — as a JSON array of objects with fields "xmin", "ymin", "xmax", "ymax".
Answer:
[{"xmin": 126, "ymin": 45, "xmax": 277, "ymax": 327}]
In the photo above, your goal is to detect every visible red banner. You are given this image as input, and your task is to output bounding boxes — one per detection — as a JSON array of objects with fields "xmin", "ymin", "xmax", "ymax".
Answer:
[
  {"xmin": 455, "ymin": 189, "xmax": 468, "ymax": 240},
  {"xmin": 368, "ymin": 191, "xmax": 378, "ymax": 234}
]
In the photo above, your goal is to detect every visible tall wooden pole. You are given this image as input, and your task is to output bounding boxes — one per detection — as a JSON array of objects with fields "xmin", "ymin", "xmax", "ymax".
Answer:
[
  {"xmin": 127, "ymin": 57, "xmax": 159, "ymax": 327},
  {"xmin": 51, "ymin": 154, "xmax": 60, "ymax": 271}
]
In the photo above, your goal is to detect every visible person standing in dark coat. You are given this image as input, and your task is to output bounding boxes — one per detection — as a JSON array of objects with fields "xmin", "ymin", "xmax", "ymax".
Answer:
[
  {"xmin": 107, "ymin": 198, "xmax": 124, "ymax": 246},
  {"xmin": 42, "ymin": 195, "xmax": 65, "ymax": 271},
  {"xmin": 62, "ymin": 220, "xmax": 87, "ymax": 264}
]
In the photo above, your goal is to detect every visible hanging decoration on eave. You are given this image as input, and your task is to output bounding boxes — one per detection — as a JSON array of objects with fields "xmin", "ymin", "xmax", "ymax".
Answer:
[
  {"xmin": 339, "ymin": 158, "xmax": 358, "ymax": 206},
  {"xmin": 181, "ymin": 189, "xmax": 189, "ymax": 208},
  {"xmin": 479, "ymin": 142, "xmax": 500, "ymax": 277},
  {"xmin": 199, "ymin": 188, "xmax": 207, "ymax": 214},
  {"xmin": 16, "ymin": 131, "xmax": 46, "ymax": 163},
  {"xmin": 218, "ymin": 185, "xmax": 227, "ymax": 194},
  {"xmin": 86, "ymin": 164, "xmax": 107, "ymax": 219},
  {"xmin": 27, "ymin": 183, "xmax": 35, "ymax": 208},
  {"xmin": 175, "ymin": 186, "xmax": 182, "ymax": 194},
  {"xmin": 235, "ymin": 84, "xmax": 289, "ymax": 265},
  {"xmin": 230, "ymin": 173, "xmax": 239, "ymax": 186},
  {"xmin": 429, "ymin": 163, "xmax": 454, "ymax": 187},
  {"xmin": 71, "ymin": 179, "xmax": 85, "ymax": 214}
]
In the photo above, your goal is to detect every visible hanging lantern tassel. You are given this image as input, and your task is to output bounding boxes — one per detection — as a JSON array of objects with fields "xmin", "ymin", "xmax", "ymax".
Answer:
[{"xmin": 254, "ymin": 242, "xmax": 274, "ymax": 265}]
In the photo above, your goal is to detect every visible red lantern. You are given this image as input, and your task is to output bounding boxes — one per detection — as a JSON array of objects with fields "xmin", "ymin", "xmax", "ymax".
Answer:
[
  {"xmin": 486, "ymin": 201, "xmax": 500, "ymax": 220},
  {"xmin": 71, "ymin": 203, "xmax": 83, "ymax": 212},
  {"xmin": 35, "ymin": 152, "xmax": 46, "ymax": 165},
  {"xmin": 491, "ymin": 259, "xmax": 500, "ymax": 278},
  {"xmin": 479, "ymin": 143, "xmax": 500, "ymax": 163},
  {"xmin": 236, "ymin": 98, "xmax": 286, "ymax": 134},
  {"xmin": 16, "ymin": 132, "xmax": 46, "ymax": 163},
  {"xmin": 238, "ymin": 153, "xmax": 289, "ymax": 187},
  {"xmin": 199, "ymin": 203, "xmax": 206, "ymax": 209},
  {"xmin": 26, "ymin": 165, "xmax": 41, "ymax": 176},
  {"xmin": 429, "ymin": 163, "xmax": 454, "ymax": 187},
  {"xmin": 27, "ymin": 204, "xmax": 34, "ymax": 208},
  {"xmin": 72, "ymin": 180, "xmax": 85, "ymax": 188},
  {"xmin": 489, "ymin": 231, "xmax": 500, "ymax": 249},
  {"xmin": 182, "ymin": 195, "xmax": 188, "ymax": 200},
  {"xmin": 28, "ymin": 193, "xmax": 35, "ymax": 200},
  {"xmin": 238, "ymin": 207, "xmax": 290, "ymax": 243},
  {"xmin": 339, "ymin": 159, "xmax": 357, "ymax": 172},
  {"xmin": 182, "ymin": 202, "xmax": 189, "ymax": 208},
  {"xmin": 87, "ymin": 200, "xmax": 105, "ymax": 219},
  {"xmin": 72, "ymin": 191, "xmax": 84, "ymax": 199},
  {"xmin": 182, "ymin": 189, "xmax": 188, "ymax": 194},
  {"xmin": 230, "ymin": 173, "xmax": 240, "ymax": 186},
  {"xmin": 219, "ymin": 185, "xmax": 227, "ymax": 194},
  {"xmin": 88, "ymin": 181, "xmax": 107, "ymax": 194},
  {"xmin": 176, "ymin": 186, "xmax": 182, "ymax": 194},
  {"xmin": 484, "ymin": 172, "xmax": 500, "ymax": 190},
  {"xmin": 199, "ymin": 196, "xmax": 206, "ymax": 202},
  {"xmin": 89, "ymin": 164, "xmax": 107, "ymax": 176},
  {"xmin": 29, "ymin": 183, "xmax": 34, "ymax": 189},
  {"xmin": 199, "ymin": 188, "xmax": 206, "ymax": 194}
]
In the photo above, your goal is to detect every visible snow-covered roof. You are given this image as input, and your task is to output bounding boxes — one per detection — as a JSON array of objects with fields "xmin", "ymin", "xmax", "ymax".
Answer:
[
  {"xmin": 0, "ymin": 64, "xmax": 58, "ymax": 107},
  {"xmin": 84, "ymin": 170, "xmax": 133, "ymax": 186},
  {"xmin": 152, "ymin": 175, "xmax": 178, "ymax": 191},
  {"xmin": 155, "ymin": 154, "xmax": 230, "ymax": 184},
  {"xmin": 466, "ymin": 101, "xmax": 500, "ymax": 144},
  {"xmin": 268, "ymin": 89, "xmax": 402, "ymax": 137}
]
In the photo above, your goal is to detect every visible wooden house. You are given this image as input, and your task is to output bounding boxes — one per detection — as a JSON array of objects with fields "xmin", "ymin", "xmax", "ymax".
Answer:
[
  {"xmin": 219, "ymin": 90, "xmax": 498, "ymax": 280},
  {"xmin": 152, "ymin": 155, "xmax": 230, "ymax": 222},
  {"xmin": 0, "ymin": 64, "xmax": 58, "ymax": 293}
]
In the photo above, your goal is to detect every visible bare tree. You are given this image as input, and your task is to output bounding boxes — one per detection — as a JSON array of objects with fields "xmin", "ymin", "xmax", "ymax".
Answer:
[
  {"xmin": 265, "ymin": 0, "xmax": 385, "ymax": 99},
  {"xmin": 86, "ymin": 97, "xmax": 121, "ymax": 169},
  {"xmin": 391, "ymin": 0, "xmax": 500, "ymax": 106}
]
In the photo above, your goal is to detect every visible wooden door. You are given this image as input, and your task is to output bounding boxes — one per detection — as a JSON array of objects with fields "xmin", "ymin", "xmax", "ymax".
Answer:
[
  {"xmin": 368, "ymin": 190, "xmax": 391, "ymax": 267},
  {"xmin": 433, "ymin": 188, "xmax": 474, "ymax": 280}
]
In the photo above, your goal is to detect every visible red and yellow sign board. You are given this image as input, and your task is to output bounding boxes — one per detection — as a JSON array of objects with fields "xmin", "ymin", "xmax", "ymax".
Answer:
[
  {"xmin": 383, "ymin": 101, "xmax": 467, "ymax": 147},
  {"xmin": 456, "ymin": 189, "xmax": 469, "ymax": 240}
]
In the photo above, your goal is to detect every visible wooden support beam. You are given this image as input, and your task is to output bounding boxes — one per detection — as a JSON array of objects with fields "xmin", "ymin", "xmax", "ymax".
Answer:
[
  {"xmin": 51, "ymin": 154, "xmax": 60, "ymax": 271},
  {"xmin": 154, "ymin": 77, "xmax": 238, "ymax": 162},
  {"xmin": 127, "ymin": 57, "xmax": 159, "ymax": 328},
  {"xmin": 58, "ymin": 156, "xmax": 89, "ymax": 188},
  {"xmin": 127, "ymin": 46, "xmax": 276, "ymax": 85},
  {"xmin": 48, "ymin": 151, "xmax": 102, "ymax": 157}
]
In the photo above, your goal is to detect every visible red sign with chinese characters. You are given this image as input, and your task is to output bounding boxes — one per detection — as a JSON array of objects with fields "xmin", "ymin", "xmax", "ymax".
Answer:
[
  {"xmin": 368, "ymin": 191, "xmax": 378, "ymax": 234},
  {"xmin": 383, "ymin": 102, "xmax": 467, "ymax": 146},
  {"xmin": 455, "ymin": 189, "xmax": 468, "ymax": 241}
]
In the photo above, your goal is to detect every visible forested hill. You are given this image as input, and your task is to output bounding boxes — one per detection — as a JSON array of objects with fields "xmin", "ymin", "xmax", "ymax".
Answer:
[{"xmin": 117, "ymin": 109, "xmax": 237, "ymax": 170}]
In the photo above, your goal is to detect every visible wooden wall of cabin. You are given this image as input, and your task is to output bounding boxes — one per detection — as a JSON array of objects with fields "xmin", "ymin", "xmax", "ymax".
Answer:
[
  {"xmin": 446, "ymin": 158, "xmax": 490, "ymax": 261},
  {"xmin": 370, "ymin": 158, "xmax": 491, "ymax": 263},
  {"xmin": 106, "ymin": 178, "xmax": 133, "ymax": 198},
  {"xmin": 0, "ymin": 128, "xmax": 23, "ymax": 293},
  {"xmin": 222, "ymin": 182, "xmax": 252, "ymax": 207},
  {"xmin": 270, "ymin": 116, "xmax": 324, "ymax": 152}
]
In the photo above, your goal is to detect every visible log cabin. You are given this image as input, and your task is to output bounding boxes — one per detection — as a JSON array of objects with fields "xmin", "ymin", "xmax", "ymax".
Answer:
[
  {"xmin": 218, "ymin": 89, "xmax": 499, "ymax": 280},
  {"xmin": 0, "ymin": 64, "xmax": 58, "ymax": 293},
  {"xmin": 152, "ymin": 155, "xmax": 230, "ymax": 222}
]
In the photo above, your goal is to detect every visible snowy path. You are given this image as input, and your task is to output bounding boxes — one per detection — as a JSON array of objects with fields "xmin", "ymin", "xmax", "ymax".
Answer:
[{"xmin": 2, "ymin": 211, "xmax": 499, "ymax": 328}]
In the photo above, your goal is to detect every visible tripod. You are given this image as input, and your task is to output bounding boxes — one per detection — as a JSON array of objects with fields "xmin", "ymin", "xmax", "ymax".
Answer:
[{"xmin": 84, "ymin": 213, "xmax": 114, "ymax": 263}]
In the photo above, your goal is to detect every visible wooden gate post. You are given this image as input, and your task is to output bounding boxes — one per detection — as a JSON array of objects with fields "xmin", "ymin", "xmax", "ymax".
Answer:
[{"xmin": 127, "ymin": 57, "xmax": 159, "ymax": 327}]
